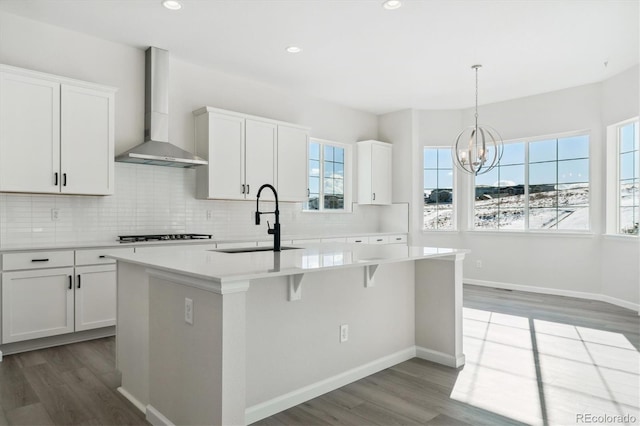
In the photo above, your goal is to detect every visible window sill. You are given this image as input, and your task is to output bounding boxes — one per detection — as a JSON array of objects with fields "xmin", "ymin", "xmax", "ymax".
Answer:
[
  {"xmin": 422, "ymin": 229, "xmax": 460, "ymax": 234},
  {"xmin": 602, "ymin": 234, "xmax": 639, "ymax": 242},
  {"xmin": 466, "ymin": 230, "xmax": 596, "ymax": 238}
]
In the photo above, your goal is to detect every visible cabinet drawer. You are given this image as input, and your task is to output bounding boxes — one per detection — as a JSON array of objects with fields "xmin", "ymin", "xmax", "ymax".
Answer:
[
  {"xmin": 369, "ymin": 236, "xmax": 389, "ymax": 244},
  {"xmin": 75, "ymin": 247, "xmax": 134, "ymax": 266},
  {"xmin": 389, "ymin": 234, "xmax": 408, "ymax": 244},
  {"xmin": 3, "ymin": 250, "xmax": 74, "ymax": 271},
  {"xmin": 346, "ymin": 236, "xmax": 369, "ymax": 244},
  {"xmin": 321, "ymin": 237, "xmax": 347, "ymax": 243}
]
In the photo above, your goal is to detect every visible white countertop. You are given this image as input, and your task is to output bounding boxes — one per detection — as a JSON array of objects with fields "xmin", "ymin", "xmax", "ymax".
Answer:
[{"xmin": 109, "ymin": 243, "xmax": 467, "ymax": 284}]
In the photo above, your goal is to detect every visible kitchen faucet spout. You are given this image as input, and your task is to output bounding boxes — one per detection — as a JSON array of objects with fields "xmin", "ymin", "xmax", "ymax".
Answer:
[{"xmin": 255, "ymin": 184, "xmax": 281, "ymax": 252}]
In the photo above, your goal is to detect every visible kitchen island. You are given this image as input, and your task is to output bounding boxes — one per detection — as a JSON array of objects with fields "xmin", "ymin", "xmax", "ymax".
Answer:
[{"xmin": 111, "ymin": 243, "xmax": 467, "ymax": 426}]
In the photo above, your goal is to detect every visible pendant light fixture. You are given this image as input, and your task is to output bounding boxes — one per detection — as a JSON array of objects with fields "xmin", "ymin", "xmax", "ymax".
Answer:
[{"xmin": 452, "ymin": 65, "xmax": 503, "ymax": 175}]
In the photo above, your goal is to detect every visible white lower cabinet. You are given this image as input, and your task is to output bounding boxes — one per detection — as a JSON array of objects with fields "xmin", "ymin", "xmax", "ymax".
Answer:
[
  {"xmin": 74, "ymin": 265, "xmax": 116, "ymax": 332},
  {"xmin": 1, "ymin": 247, "xmax": 133, "ymax": 344},
  {"xmin": 2, "ymin": 267, "xmax": 75, "ymax": 343}
]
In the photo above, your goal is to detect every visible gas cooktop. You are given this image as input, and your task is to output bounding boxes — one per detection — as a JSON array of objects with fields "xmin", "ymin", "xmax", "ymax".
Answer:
[{"xmin": 117, "ymin": 233, "xmax": 212, "ymax": 243}]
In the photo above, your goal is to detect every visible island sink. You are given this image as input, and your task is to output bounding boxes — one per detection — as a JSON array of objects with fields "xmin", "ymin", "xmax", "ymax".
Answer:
[{"xmin": 212, "ymin": 246, "xmax": 301, "ymax": 254}]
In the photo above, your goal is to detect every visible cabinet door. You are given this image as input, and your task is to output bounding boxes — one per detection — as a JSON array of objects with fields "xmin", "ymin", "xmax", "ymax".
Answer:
[
  {"xmin": 0, "ymin": 71, "xmax": 60, "ymax": 193},
  {"xmin": 371, "ymin": 143, "xmax": 392, "ymax": 205},
  {"xmin": 207, "ymin": 113, "xmax": 245, "ymax": 200},
  {"xmin": 75, "ymin": 265, "xmax": 116, "ymax": 331},
  {"xmin": 245, "ymin": 119, "xmax": 277, "ymax": 200},
  {"xmin": 61, "ymin": 85, "xmax": 115, "ymax": 195},
  {"xmin": 2, "ymin": 267, "xmax": 74, "ymax": 343},
  {"xmin": 277, "ymin": 125, "xmax": 308, "ymax": 202}
]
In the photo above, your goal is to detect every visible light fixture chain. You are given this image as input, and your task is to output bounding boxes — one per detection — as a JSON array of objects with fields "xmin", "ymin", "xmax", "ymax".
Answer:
[{"xmin": 474, "ymin": 66, "xmax": 479, "ymax": 124}]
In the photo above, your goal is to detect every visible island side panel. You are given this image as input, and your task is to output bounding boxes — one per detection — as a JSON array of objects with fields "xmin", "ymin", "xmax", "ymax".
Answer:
[
  {"xmin": 116, "ymin": 261, "xmax": 150, "ymax": 410},
  {"xmin": 147, "ymin": 274, "xmax": 246, "ymax": 426},
  {"xmin": 414, "ymin": 254, "xmax": 465, "ymax": 368},
  {"xmin": 245, "ymin": 262, "xmax": 416, "ymax": 412}
]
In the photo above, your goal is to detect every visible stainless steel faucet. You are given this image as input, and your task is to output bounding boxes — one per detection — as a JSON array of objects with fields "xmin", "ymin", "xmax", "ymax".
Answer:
[{"xmin": 255, "ymin": 184, "xmax": 281, "ymax": 252}]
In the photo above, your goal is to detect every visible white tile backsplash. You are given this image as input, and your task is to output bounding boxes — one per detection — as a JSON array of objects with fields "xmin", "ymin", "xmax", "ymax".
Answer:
[{"xmin": 0, "ymin": 163, "xmax": 407, "ymax": 246}]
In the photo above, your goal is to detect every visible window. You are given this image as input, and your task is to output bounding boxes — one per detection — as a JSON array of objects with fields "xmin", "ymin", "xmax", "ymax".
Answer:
[
  {"xmin": 306, "ymin": 140, "xmax": 349, "ymax": 211},
  {"xmin": 474, "ymin": 133, "xmax": 590, "ymax": 231},
  {"xmin": 423, "ymin": 148, "xmax": 454, "ymax": 230},
  {"xmin": 618, "ymin": 120, "xmax": 639, "ymax": 235}
]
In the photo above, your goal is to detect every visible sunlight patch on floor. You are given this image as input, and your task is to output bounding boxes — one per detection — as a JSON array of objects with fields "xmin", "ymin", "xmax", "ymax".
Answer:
[{"xmin": 452, "ymin": 307, "xmax": 640, "ymax": 426}]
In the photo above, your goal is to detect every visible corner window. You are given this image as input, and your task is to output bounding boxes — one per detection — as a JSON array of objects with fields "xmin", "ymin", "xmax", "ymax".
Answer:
[
  {"xmin": 423, "ymin": 148, "xmax": 454, "ymax": 230},
  {"xmin": 474, "ymin": 133, "xmax": 590, "ymax": 231},
  {"xmin": 306, "ymin": 139, "xmax": 350, "ymax": 211},
  {"xmin": 618, "ymin": 120, "xmax": 639, "ymax": 235}
]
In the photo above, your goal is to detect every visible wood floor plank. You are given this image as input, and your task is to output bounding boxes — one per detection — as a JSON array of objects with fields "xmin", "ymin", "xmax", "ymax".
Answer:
[
  {"xmin": 4, "ymin": 402, "xmax": 54, "ymax": 426},
  {"xmin": 348, "ymin": 401, "xmax": 423, "ymax": 426},
  {"xmin": 22, "ymin": 363, "xmax": 97, "ymax": 425},
  {"xmin": 61, "ymin": 367, "xmax": 147, "ymax": 426},
  {"xmin": 64, "ymin": 342, "xmax": 114, "ymax": 376},
  {"xmin": 0, "ymin": 370, "xmax": 39, "ymax": 411}
]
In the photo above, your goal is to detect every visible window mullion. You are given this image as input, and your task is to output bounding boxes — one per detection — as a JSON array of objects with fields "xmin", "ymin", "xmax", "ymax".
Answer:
[
  {"xmin": 524, "ymin": 140, "xmax": 530, "ymax": 230},
  {"xmin": 319, "ymin": 143, "xmax": 324, "ymax": 211}
]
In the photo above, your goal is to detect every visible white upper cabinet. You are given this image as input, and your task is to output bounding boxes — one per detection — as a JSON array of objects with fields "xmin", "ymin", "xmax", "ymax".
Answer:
[
  {"xmin": 61, "ymin": 84, "xmax": 115, "ymax": 195},
  {"xmin": 0, "ymin": 71, "xmax": 61, "ymax": 193},
  {"xmin": 245, "ymin": 119, "xmax": 277, "ymax": 200},
  {"xmin": 277, "ymin": 125, "xmax": 309, "ymax": 202},
  {"xmin": 357, "ymin": 140, "xmax": 392, "ymax": 205},
  {"xmin": 0, "ymin": 65, "xmax": 116, "ymax": 195},
  {"xmin": 195, "ymin": 111, "xmax": 245, "ymax": 200},
  {"xmin": 194, "ymin": 106, "xmax": 309, "ymax": 202}
]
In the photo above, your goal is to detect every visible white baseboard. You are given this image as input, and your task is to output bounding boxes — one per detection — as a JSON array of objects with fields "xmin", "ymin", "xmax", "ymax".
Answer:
[
  {"xmin": 245, "ymin": 346, "xmax": 416, "ymax": 425},
  {"xmin": 415, "ymin": 346, "xmax": 465, "ymax": 368},
  {"xmin": 146, "ymin": 404, "xmax": 175, "ymax": 426},
  {"xmin": 465, "ymin": 279, "xmax": 640, "ymax": 314},
  {"xmin": 117, "ymin": 386, "xmax": 146, "ymax": 414}
]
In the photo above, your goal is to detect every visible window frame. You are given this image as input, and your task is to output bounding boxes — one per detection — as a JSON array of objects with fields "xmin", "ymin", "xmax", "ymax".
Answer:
[
  {"xmin": 606, "ymin": 117, "xmax": 639, "ymax": 236},
  {"xmin": 422, "ymin": 146, "xmax": 457, "ymax": 231},
  {"xmin": 303, "ymin": 138, "xmax": 353, "ymax": 213},
  {"xmin": 471, "ymin": 130, "xmax": 592, "ymax": 233}
]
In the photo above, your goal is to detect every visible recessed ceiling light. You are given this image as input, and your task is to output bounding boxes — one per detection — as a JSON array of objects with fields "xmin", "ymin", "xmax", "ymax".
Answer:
[
  {"xmin": 162, "ymin": 0, "xmax": 182, "ymax": 10},
  {"xmin": 382, "ymin": 0, "xmax": 402, "ymax": 10},
  {"xmin": 286, "ymin": 46, "xmax": 302, "ymax": 54}
]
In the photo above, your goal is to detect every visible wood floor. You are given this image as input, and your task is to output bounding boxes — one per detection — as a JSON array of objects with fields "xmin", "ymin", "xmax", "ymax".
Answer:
[{"xmin": 1, "ymin": 285, "xmax": 638, "ymax": 425}]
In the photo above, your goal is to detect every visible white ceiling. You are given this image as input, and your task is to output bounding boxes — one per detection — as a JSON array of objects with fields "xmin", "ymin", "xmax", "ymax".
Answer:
[{"xmin": 0, "ymin": 0, "xmax": 637, "ymax": 114}]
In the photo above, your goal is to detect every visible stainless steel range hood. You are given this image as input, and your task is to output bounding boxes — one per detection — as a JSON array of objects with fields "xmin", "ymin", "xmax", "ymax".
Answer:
[{"xmin": 115, "ymin": 47, "xmax": 208, "ymax": 168}]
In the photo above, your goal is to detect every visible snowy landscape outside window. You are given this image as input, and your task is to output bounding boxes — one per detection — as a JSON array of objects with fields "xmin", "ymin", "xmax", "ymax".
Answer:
[
  {"xmin": 423, "ymin": 148, "xmax": 454, "ymax": 230},
  {"xmin": 474, "ymin": 134, "xmax": 590, "ymax": 231},
  {"xmin": 475, "ymin": 142, "xmax": 525, "ymax": 229},
  {"xmin": 619, "ymin": 120, "xmax": 639, "ymax": 235},
  {"xmin": 306, "ymin": 140, "xmax": 345, "ymax": 211}
]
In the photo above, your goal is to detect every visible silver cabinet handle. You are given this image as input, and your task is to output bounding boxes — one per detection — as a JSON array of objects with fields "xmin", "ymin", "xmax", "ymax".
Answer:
[{"xmin": 373, "ymin": 193, "xmax": 376, "ymax": 201}]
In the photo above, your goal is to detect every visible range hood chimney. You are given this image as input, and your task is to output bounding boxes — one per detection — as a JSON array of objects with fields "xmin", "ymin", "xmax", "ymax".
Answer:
[{"xmin": 115, "ymin": 47, "xmax": 207, "ymax": 168}]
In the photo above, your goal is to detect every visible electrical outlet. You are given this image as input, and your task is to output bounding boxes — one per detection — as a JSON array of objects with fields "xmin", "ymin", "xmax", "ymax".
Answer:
[
  {"xmin": 51, "ymin": 208, "xmax": 60, "ymax": 221},
  {"xmin": 185, "ymin": 298, "xmax": 193, "ymax": 325},
  {"xmin": 476, "ymin": 260, "xmax": 483, "ymax": 268},
  {"xmin": 206, "ymin": 210, "xmax": 212, "ymax": 220},
  {"xmin": 340, "ymin": 324, "xmax": 349, "ymax": 343}
]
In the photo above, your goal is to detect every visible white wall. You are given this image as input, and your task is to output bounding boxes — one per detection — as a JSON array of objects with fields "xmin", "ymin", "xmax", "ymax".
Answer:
[
  {"xmin": 378, "ymin": 109, "xmax": 422, "ymax": 238},
  {"xmin": 382, "ymin": 66, "xmax": 640, "ymax": 309},
  {"xmin": 599, "ymin": 65, "xmax": 640, "ymax": 306}
]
